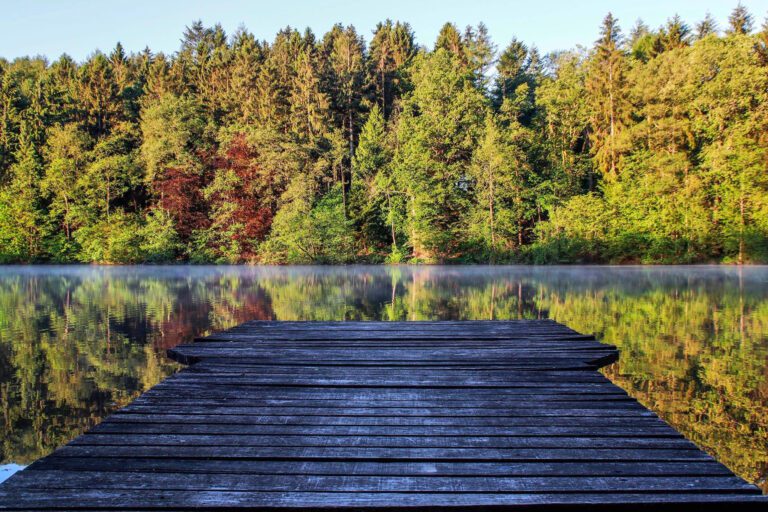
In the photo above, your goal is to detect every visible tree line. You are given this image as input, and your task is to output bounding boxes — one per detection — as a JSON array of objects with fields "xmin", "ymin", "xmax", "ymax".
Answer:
[{"xmin": 1, "ymin": 5, "xmax": 768, "ymax": 264}]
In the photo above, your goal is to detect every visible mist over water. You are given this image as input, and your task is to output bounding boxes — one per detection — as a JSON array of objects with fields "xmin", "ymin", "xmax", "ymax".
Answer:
[{"xmin": 0, "ymin": 265, "xmax": 766, "ymax": 491}]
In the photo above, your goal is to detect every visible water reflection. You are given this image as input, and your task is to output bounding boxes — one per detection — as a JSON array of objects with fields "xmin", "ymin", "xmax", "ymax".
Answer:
[{"xmin": 0, "ymin": 265, "xmax": 766, "ymax": 491}]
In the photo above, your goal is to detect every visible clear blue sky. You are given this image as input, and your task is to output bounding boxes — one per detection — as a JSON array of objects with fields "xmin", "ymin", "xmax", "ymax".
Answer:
[{"xmin": 2, "ymin": 0, "xmax": 768, "ymax": 61}]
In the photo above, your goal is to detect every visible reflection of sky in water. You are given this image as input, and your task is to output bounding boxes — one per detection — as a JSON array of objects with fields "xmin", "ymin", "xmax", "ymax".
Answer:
[
  {"xmin": 0, "ymin": 465, "xmax": 24, "ymax": 484},
  {"xmin": 0, "ymin": 265, "xmax": 766, "ymax": 491}
]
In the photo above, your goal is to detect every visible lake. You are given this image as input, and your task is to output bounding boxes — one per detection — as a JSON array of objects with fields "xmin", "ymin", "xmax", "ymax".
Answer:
[{"xmin": 0, "ymin": 265, "xmax": 766, "ymax": 491}]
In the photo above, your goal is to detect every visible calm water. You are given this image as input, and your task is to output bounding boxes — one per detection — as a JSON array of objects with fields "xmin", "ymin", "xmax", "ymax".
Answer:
[{"xmin": 0, "ymin": 265, "xmax": 766, "ymax": 490}]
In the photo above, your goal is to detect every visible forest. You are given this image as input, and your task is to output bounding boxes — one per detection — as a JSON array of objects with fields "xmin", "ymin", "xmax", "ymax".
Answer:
[{"xmin": 1, "ymin": 5, "xmax": 767, "ymax": 264}]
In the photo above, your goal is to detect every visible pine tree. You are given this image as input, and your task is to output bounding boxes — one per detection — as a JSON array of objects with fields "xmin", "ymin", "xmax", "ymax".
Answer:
[
  {"xmin": 324, "ymin": 25, "xmax": 365, "ymax": 171},
  {"xmin": 254, "ymin": 50, "xmax": 289, "ymax": 131},
  {"xmin": 367, "ymin": 20, "xmax": 415, "ymax": 117},
  {"xmin": 289, "ymin": 46, "xmax": 329, "ymax": 141},
  {"xmin": 351, "ymin": 104, "xmax": 393, "ymax": 251},
  {"xmin": 469, "ymin": 116, "xmax": 532, "ymax": 260},
  {"xmin": 495, "ymin": 38, "xmax": 529, "ymax": 101},
  {"xmin": 391, "ymin": 50, "xmax": 488, "ymax": 260},
  {"xmin": 586, "ymin": 13, "xmax": 630, "ymax": 180},
  {"xmin": 227, "ymin": 28, "xmax": 264, "ymax": 124},
  {"xmin": 352, "ymin": 104, "xmax": 388, "ymax": 186},
  {"xmin": 536, "ymin": 51, "xmax": 591, "ymax": 199},
  {"xmin": 77, "ymin": 53, "xmax": 120, "ymax": 136},
  {"xmin": 180, "ymin": 21, "xmax": 212, "ymax": 55},
  {"xmin": 435, "ymin": 23, "xmax": 466, "ymax": 62},
  {"xmin": 629, "ymin": 19, "xmax": 650, "ymax": 46},
  {"xmin": 0, "ymin": 60, "xmax": 20, "ymax": 175},
  {"xmin": 494, "ymin": 38, "xmax": 541, "ymax": 125},
  {"xmin": 628, "ymin": 20, "xmax": 657, "ymax": 62},
  {"xmin": 696, "ymin": 13, "xmax": 719, "ymax": 40},
  {"xmin": 756, "ymin": 14, "xmax": 768, "ymax": 65},
  {"xmin": 728, "ymin": 3, "xmax": 754, "ymax": 35},
  {"xmin": 660, "ymin": 15, "xmax": 691, "ymax": 51},
  {"xmin": 0, "ymin": 120, "xmax": 47, "ymax": 261},
  {"xmin": 464, "ymin": 23, "xmax": 496, "ymax": 83}
]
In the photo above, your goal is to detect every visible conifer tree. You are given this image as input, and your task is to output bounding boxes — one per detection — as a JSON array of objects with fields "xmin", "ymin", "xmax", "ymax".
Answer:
[
  {"xmin": 0, "ymin": 120, "xmax": 47, "ymax": 261},
  {"xmin": 464, "ymin": 23, "xmax": 496, "ymax": 83},
  {"xmin": 660, "ymin": 15, "xmax": 691, "ymax": 51},
  {"xmin": 289, "ymin": 46, "xmax": 329, "ymax": 141},
  {"xmin": 367, "ymin": 20, "xmax": 415, "ymax": 118},
  {"xmin": 469, "ymin": 116, "xmax": 532, "ymax": 259},
  {"xmin": 696, "ymin": 13, "xmax": 719, "ymax": 40},
  {"xmin": 728, "ymin": 3, "xmax": 754, "ymax": 35},
  {"xmin": 495, "ymin": 38, "xmax": 529, "ymax": 101},
  {"xmin": 435, "ymin": 23, "xmax": 464, "ymax": 56},
  {"xmin": 77, "ymin": 53, "xmax": 119, "ymax": 136},
  {"xmin": 756, "ymin": 14, "xmax": 768, "ymax": 65},
  {"xmin": 392, "ymin": 49, "xmax": 487, "ymax": 260},
  {"xmin": 629, "ymin": 19, "xmax": 650, "ymax": 46},
  {"xmin": 494, "ymin": 39, "xmax": 541, "ymax": 126},
  {"xmin": 254, "ymin": 52, "xmax": 289, "ymax": 131},
  {"xmin": 324, "ymin": 25, "xmax": 365, "ymax": 167},
  {"xmin": 628, "ymin": 20, "xmax": 657, "ymax": 61},
  {"xmin": 227, "ymin": 29, "xmax": 264, "ymax": 124},
  {"xmin": 536, "ymin": 51, "xmax": 591, "ymax": 198},
  {"xmin": 586, "ymin": 13, "xmax": 630, "ymax": 180},
  {"xmin": 350, "ymin": 104, "xmax": 393, "ymax": 251}
]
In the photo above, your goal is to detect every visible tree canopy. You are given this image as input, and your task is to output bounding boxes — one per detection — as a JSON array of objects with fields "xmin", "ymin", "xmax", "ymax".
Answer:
[{"xmin": 2, "ymin": 6, "xmax": 768, "ymax": 263}]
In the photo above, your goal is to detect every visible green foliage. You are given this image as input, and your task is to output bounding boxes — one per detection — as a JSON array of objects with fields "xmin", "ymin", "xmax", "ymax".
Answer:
[
  {"xmin": 350, "ymin": 104, "xmax": 392, "ymax": 255},
  {"xmin": 392, "ymin": 49, "xmax": 487, "ymax": 260},
  {"xmin": 139, "ymin": 94, "xmax": 208, "ymax": 182},
  {"xmin": 261, "ymin": 180, "xmax": 355, "ymax": 264},
  {"xmin": 139, "ymin": 208, "xmax": 180, "ymax": 262},
  {"xmin": 73, "ymin": 210, "xmax": 143, "ymax": 263},
  {"xmin": 41, "ymin": 123, "xmax": 93, "ymax": 253},
  {"xmin": 1, "ymin": 11, "xmax": 768, "ymax": 264},
  {"xmin": 466, "ymin": 116, "xmax": 533, "ymax": 261},
  {"xmin": 0, "ymin": 122, "xmax": 48, "ymax": 262}
]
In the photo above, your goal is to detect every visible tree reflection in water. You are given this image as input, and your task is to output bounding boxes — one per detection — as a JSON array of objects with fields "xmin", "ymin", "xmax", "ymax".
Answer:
[{"xmin": 0, "ymin": 265, "xmax": 765, "ymax": 492}]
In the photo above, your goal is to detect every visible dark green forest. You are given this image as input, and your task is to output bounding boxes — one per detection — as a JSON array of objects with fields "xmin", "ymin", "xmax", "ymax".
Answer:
[{"xmin": 2, "ymin": 6, "xmax": 768, "ymax": 264}]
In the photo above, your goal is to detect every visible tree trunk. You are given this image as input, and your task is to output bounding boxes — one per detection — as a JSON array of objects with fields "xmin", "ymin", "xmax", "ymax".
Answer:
[
  {"xmin": 341, "ymin": 163, "xmax": 347, "ymax": 218},
  {"xmin": 410, "ymin": 195, "xmax": 421, "ymax": 258},
  {"xmin": 608, "ymin": 63, "xmax": 616, "ymax": 176},
  {"xmin": 489, "ymin": 164, "xmax": 495, "ymax": 263},
  {"xmin": 738, "ymin": 183, "xmax": 745, "ymax": 265},
  {"xmin": 387, "ymin": 189, "xmax": 396, "ymax": 247},
  {"xmin": 64, "ymin": 196, "xmax": 71, "ymax": 239}
]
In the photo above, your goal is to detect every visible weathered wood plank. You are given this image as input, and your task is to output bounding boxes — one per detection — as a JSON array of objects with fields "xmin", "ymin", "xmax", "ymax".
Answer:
[
  {"xmin": 73, "ymin": 434, "xmax": 692, "ymax": 449},
  {"xmin": 4, "ymin": 471, "xmax": 757, "ymax": 493},
  {"xmin": 81, "ymin": 424, "xmax": 683, "ymax": 437},
  {"xmin": 40, "ymin": 444, "xmax": 717, "ymax": 461},
  {"xmin": 27, "ymin": 459, "xmax": 735, "ymax": 477},
  {"xmin": 2, "ymin": 489, "xmax": 767, "ymax": 510},
  {"xmin": 107, "ymin": 413, "xmax": 662, "ymax": 424}
]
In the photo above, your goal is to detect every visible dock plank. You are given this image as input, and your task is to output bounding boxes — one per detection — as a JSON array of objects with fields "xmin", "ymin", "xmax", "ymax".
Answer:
[{"xmin": 0, "ymin": 319, "xmax": 764, "ymax": 510}]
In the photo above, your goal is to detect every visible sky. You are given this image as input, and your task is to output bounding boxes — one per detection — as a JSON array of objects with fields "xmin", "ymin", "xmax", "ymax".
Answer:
[{"xmin": 2, "ymin": 0, "xmax": 768, "ymax": 62}]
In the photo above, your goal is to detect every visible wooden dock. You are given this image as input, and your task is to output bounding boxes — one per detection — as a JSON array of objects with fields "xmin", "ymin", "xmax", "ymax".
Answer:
[{"xmin": 1, "ymin": 320, "xmax": 765, "ymax": 510}]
